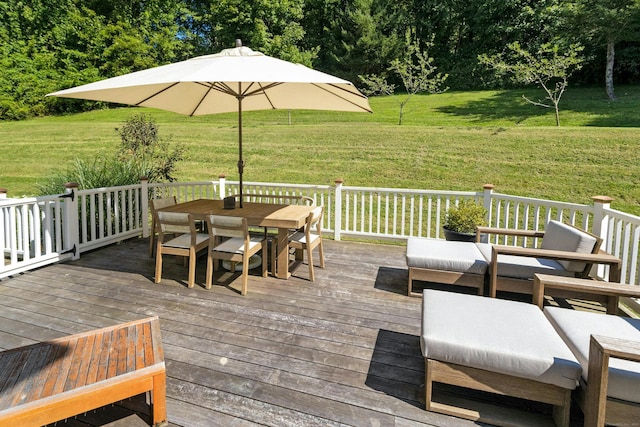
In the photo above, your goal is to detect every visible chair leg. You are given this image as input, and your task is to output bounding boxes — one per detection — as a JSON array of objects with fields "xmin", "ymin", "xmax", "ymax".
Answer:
[
  {"xmin": 241, "ymin": 255, "xmax": 249, "ymax": 296},
  {"xmin": 307, "ymin": 245, "xmax": 315, "ymax": 282},
  {"xmin": 154, "ymin": 252, "xmax": 163, "ymax": 284},
  {"xmin": 262, "ymin": 242, "xmax": 268, "ymax": 278},
  {"xmin": 149, "ymin": 234, "xmax": 155, "ymax": 258},
  {"xmin": 318, "ymin": 240, "xmax": 325, "ymax": 268},
  {"xmin": 149, "ymin": 219, "xmax": 156, "ymax": 258},
  {"xmin": 270, "ymin": 238, "xmax": 277, "ymax": 277},
  {"xmin": 205, "ymin": 253, "xmax": 213, "ymax": 290},
  {"xmin": 187, "ymin": 249, "xmax": 196, "ymax": 288}
]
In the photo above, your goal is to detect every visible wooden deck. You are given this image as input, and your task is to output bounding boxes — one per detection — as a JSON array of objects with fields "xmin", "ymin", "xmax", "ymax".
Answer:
[{"xmin": 0, "ymin": 237, "xmax": 590, "ymax": 426}]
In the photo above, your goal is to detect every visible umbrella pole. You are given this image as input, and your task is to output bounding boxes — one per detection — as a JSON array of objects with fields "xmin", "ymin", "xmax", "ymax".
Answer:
[{"xmin": 237, "ymin": 92, "xmax": 244, "ymax": 208}]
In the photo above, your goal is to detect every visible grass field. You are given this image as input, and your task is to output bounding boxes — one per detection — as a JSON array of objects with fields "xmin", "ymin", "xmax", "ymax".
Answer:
[{"xmin": 2, "ymin": 86, "xmax": 639, "ymax": 215}]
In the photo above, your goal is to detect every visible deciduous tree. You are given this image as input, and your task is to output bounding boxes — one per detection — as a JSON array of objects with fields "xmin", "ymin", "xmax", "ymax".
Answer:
[
  {"xmin": 360, "ymin": 40, "xmax": 448, "ymax": 125},
  {"xmin": 479, "ymin": 41, "xmax": 584, "ymax": 126}
]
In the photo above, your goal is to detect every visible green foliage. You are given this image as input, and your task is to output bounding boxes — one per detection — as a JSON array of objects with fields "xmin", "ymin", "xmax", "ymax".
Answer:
[
  {"xmin": 116, "ymin": 113, "xmax": 185, "ymax": 182},
  {"xmin": 37, "ymin": 113, "xmax": 184, "ymax": 195},
  {"xmin": 36, "ymin": 157, "xmax": 148, "ymax": 195},
  {"xmin": 444, "ymin": 199, "xmax": 488, "ymax": 234},
  {"xmin": 360, "ymin": 40, "xmax": 448, "ymax": 124},
  {"xmin": 1, "ymin": 0, "xmax": 640, "ymax": 120},
  {"xmin": 479, "ymin": 41, "xmax": 584, "ymax": 126}
]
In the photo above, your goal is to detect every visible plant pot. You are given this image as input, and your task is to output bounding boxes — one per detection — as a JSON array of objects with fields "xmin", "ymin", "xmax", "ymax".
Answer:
[{"xmin": 443, "ymin": 227, "xmax": 477, "ymax": 242}]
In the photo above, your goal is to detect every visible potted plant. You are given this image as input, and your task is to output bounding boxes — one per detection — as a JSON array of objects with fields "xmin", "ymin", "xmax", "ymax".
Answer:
[{"xmin": 443, "ymin": 199, "xmax": 488, "ymax": 242}]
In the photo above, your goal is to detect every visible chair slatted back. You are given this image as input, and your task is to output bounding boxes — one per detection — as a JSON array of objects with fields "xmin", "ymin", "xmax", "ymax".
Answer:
[
  {"xmin": 208, "ymin": 215, "xmax": 248, "ymax": 240},
  {"xmin": 157, "ymin": 211, "xmax": 192, "ymax": 235}
]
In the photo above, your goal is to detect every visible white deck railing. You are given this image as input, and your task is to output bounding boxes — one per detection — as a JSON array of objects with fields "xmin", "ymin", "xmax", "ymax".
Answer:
[{"xmin": 2, "ymin": 180, "xmax": 639, "ymax": 289}]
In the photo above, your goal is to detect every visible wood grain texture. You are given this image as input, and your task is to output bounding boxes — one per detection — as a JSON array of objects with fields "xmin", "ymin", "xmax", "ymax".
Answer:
[{"xmin": 0, "ymin": 237, "xmax": 594, "ymax": 426}]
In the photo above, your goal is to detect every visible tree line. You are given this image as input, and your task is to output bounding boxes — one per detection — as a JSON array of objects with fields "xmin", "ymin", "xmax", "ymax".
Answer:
[{"xmin": 1, "ymin": 0, "xmax": 639, "ymax": 120}]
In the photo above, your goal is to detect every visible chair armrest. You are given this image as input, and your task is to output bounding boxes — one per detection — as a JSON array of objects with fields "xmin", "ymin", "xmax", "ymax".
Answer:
[
  {"xmin": 475, "ymin": 226, "xmax": 545, "ymax": 242},
  {"xmin": 585, "ymin": 335, "xmax": 640, "ymax": 427}
]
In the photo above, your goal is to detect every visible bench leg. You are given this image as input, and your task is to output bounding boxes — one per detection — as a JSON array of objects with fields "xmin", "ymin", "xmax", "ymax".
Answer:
[
  {"xmin": 151, "ymin": 372, "xmax": 168, "ymax": 426},
  {"xmin": 425, "ymin": 359, "xmax": 434, "ymax": 410},
  {"xmin": 552, "ymin": 389, "xmax": 572, "ymax": 427}
]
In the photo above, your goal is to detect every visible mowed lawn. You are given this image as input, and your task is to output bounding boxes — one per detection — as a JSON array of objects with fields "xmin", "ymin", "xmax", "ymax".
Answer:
[{"xmin": 1, "ymin": 86, "xmax": 640, "ymax": 215}]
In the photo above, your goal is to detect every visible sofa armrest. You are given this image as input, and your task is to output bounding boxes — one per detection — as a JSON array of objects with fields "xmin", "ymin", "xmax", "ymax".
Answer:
[
  {"xmin": 492, "ymin": 245, "xmax": 622, "ymax": 282},
  {"xmin": 475, "ymin": 226, "xmax": 545, "ymax": 242},
  {"xmin": 585, "ymin": 335, "xmax": 640, "ymax": 427}
]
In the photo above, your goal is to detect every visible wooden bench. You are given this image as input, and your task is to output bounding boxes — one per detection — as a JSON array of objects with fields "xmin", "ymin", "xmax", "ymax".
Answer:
[{"xmin": 0, "ymin": 316, "xmax": 167, "ymax": 427}]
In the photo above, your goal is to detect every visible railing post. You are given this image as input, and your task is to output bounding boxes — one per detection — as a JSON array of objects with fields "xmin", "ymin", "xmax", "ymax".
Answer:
[
  {"xmin": 592, "ymin": 195, "xmax": 613, "ymax": 246},
  {"xmin": 483, "ymin": 184, "xmax": 494, "ymax": 228},
  {"xmin": 140, "ymin": 177, "xmax": 149, "ymax": 238},
  {"xmin": 334, "ymin": 179, "xmax": 343, "ymax": 241},
  {"xmin": 0, "ymin": 188, "xmax": 7, "ymax": 199},
  {"xmin": 219, "ymin": 174, "xmax": 226, "ymax": 199},
  {"xmin": 592, "ymin": 195, "xmax": 614, "ymax": 280},
  {"xmin": 63, "ymin": 182, "xmax": 80, "ymax": 260}
]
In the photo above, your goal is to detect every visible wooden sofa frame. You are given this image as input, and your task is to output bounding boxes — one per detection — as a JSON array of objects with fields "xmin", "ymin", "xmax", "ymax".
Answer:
[
  {"xmin": 0, "ymin": 316, "xmax": 167, "ymax": 427},
  {"xmin": 476, "ymin": 225, "xmax": 622, "ymax": 298},
  {"xmin": 408, "ymin": 266, "xmax": 485, "ymax": 297},
  {"xmin": 425, "ymin": 359, "xmax": 573, "ymax": 427},
  {"xmin": 584, "ymin": 334, "xmax": 640, "ymax": 427}
]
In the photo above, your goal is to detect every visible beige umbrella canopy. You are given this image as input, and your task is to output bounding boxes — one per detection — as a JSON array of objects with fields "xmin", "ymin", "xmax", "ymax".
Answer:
[{"xmin": 48, "ymin": 41, "xmax": 372, "ymax": 206}]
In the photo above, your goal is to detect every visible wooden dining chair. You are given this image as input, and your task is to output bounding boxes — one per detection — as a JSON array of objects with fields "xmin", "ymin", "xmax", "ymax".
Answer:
[
  {"xmin": 287, "ymin": 206, "xmax": 325, "ymax": 282},
  {"xmin": 154, "ymin": 211, "xmax": 209, "ymax": 287},
  {"xmin": 148, "ymin": 196, "xmax": 177, "ymax": 257},
  {"xmin": 205, "ymin": 215, "xmax": 267, "ymax": 295}
]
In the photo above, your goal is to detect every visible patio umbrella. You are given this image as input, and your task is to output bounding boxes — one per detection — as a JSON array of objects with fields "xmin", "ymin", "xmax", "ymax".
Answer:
[{"xmin": 47, "ymin": 41, "xmax": 372, "ymax": 207}]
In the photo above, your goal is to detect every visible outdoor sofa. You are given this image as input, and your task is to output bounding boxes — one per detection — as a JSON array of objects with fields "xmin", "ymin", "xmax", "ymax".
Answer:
[
  {"xmin": 407, "ymin": 220, "xmax": 622, "ymax": 300},
  {"xmin": 420, "ymin": 289, "xmax": 640, "ymax": 427}
]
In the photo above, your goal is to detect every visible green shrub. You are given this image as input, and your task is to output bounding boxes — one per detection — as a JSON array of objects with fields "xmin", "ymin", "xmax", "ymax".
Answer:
[
  {"xmin": 37, "ymin": 157, "xmax": 149, "ymax": 195},
  {"xmin": 116, "ymin": 113, "xmax": 184, "ymax": 182},
  {"xmin": 443, "ymin": 199, "xmax": 488, "ymax": 234}
]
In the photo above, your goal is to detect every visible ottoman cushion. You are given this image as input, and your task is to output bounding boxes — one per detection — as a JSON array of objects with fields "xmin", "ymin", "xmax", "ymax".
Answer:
[
  {"xmin": 406, "ymin": 238, "xmax": 488, "ymax": 275},
  {"xmin": 421, "ymin": 289, "xmax": 581, "ymax": 390},
  {"xmin": 544, "ymin": 306, "xmax": 640, "ymax": 404}
]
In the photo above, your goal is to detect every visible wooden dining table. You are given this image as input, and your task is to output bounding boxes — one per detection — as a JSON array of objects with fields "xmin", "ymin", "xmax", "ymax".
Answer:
[{"xmin": 159, "ymin": 199, "xmax": 315, "ymax": 279}]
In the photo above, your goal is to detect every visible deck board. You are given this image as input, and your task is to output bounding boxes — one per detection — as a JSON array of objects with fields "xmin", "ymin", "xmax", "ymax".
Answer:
[{"xmin": 0, "ymin": 237, "xmax": 588, "ymax": 426}]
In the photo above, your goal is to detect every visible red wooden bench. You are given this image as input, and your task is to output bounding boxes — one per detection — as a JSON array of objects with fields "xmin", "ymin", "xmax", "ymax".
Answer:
[{"xmin": 0, "ymin": 316, "xmax": 167, "ymax": 427}]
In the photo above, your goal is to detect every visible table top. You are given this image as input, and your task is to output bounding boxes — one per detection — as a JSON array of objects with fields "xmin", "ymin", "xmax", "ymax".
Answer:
[{"xmin": 160, "ymin": 199, "xmax": 315, "ymax": 230}]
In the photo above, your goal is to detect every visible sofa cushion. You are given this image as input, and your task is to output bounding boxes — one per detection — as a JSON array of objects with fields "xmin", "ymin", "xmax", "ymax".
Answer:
[
  {"xmin": 541, "ymin": 220, "xmax": 598, "ymax": 273},
  {"xmin": 544, "ymin": 307, "xmax": 640, "ymax": 404},
  {"xmin": 406, "ymin": 238, "xmax": 487, "ymax": 275},
  {"xmin": 421, "ymin": 289, "xmax": 581, "ymax": 390},
  {"xmin": 475, "ymin": 242, "xmax": 572, "ymax": 279}
]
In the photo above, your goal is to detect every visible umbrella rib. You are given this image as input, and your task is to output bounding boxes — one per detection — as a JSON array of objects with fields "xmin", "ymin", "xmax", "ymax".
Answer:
[
  {"xmin": 134, "ymin": 82, "xmax": 181, "ymax": 106},
  {"xmin": 189, "ymin": 84, "xmax": 216, "ymax": 116},
  {"xmin": 314, "ymin": 83, "xmax": 373, "ymax": 113},
  {"xmin": 245, "ymin": 83, "xmax": 281, "ymax": 109},
  {"xmin": 207, "ymin": 81, "xmax": 240, "ymax": 96}
]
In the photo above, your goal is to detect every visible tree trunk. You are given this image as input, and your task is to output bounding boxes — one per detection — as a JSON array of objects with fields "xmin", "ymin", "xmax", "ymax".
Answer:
[{"xmin": 606, "ymin": 39, "xmax": 617, "ymax": 101}]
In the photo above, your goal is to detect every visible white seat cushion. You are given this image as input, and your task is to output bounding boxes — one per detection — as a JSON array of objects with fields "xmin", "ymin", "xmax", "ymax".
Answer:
[
  {"xmin": 475, "ymin": 242, "xmax": 572, "ymax": 279},
  {"xmin": 289, "ymin": 231, "xmax": 321, "ymax": 245},
  {"xmin": 406, "ymin": 238, "xmax": 487, "ymax": 275},
  {"xmin": 212, "ymin": 236, "xmax": 263, "ymax": 254},
  {"xmin": 421, "ymin": 289, "xmax": 581, "ymax": 390},
  {"xmin": 164, "ymin": 233, "xmax": 209, "ymax": 249},
  {"xmin": 544, "ymin": 307, "xmax": 640, "ymax": 404}
]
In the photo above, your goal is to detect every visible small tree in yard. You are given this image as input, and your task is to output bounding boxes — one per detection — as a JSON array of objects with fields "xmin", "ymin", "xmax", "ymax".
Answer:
[
  {"xmin": 116, "ymin": 113, "xmax": 184, "ymax": 182},
  {"xmin": 360, "ymin": 40, "xmax": 448, "ymax": 125},
  {"xmin": 479, "ymin": 42, "xmax": 584, "ymax": 126}
]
